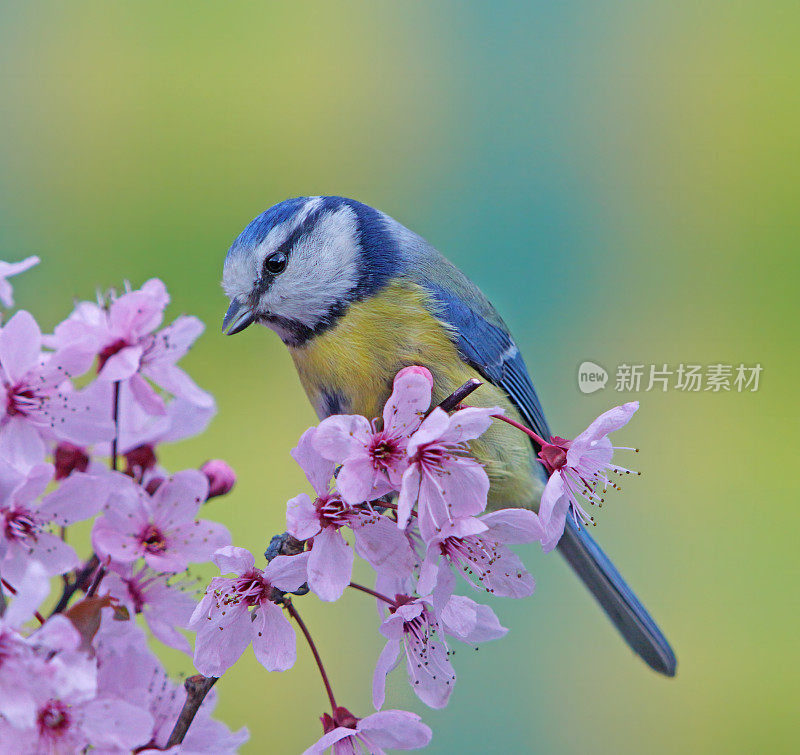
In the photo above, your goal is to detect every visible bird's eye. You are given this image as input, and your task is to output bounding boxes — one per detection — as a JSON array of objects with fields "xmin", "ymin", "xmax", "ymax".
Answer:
[{"xmin": 263, "ymin": 252, "xmax": 287, "ymax": 275}]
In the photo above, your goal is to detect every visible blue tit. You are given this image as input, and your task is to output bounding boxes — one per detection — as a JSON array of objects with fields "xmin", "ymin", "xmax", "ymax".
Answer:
[{"xmin": 221, "ymin": 196, "xmax": 676, "ymax": 676}]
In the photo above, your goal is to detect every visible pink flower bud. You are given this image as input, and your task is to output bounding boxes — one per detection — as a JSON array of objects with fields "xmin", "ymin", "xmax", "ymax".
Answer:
[
  {"xmin": 201, "ymin": 459, "xmax": 236, "ymax": 499},
  {"xmin": 54, "ymin": 442, "xmax": 90, "ymax": 480}
]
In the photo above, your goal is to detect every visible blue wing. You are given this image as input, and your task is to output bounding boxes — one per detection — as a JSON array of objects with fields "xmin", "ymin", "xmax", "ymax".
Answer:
[{"xmin": 421, "ymin": 281, "xmax": 551, "ymax": 443}]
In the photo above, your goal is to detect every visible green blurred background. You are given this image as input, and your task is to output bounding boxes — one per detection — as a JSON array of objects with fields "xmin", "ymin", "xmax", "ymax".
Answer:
[{"xmin": 0, "ymin": 2, "xmax": 796, "ymax": 752}]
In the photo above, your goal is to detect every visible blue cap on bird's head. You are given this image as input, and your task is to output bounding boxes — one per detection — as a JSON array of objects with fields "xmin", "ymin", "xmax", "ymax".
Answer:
[{"xmin": 221, "ymin": 196, "xmax": 400, "ymax": 345}]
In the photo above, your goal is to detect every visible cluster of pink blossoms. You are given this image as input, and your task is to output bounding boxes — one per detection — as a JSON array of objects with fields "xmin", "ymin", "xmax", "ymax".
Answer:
[
  {"xmin": 0, "ymin": 261, "xmax": 245, "ymax": 752},
  {"xmin": 192, "ymin": 366, "xmax": 640, "ymax": 752},
  {"xmin": 0, "ymin": 258, "xmax": 641, "ymax": 754}
]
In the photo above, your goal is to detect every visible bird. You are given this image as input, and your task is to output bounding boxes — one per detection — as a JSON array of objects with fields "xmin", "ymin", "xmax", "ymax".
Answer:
[{"xmin": 221, "ymin": 195, "xmax": 677, "ymax": 676}]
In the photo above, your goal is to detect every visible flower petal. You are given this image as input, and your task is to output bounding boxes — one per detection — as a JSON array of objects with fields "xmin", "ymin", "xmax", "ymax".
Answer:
[
  {"xmin": 286, "ymin": 493, "xmax": 322, "ymax": 541},
  {"xmin": 265, "ymin": 551, "xmax": 310, "ymax": 593},
  {"xmin": 291, "ymin": 426, "xmax": 336, "ymax": 495},
  {"xmin": 382, "ymin": 366, "xmax": 433, "ymax": 437},
  {"xmin": 0, "ymin": 310, "xmax": 41, "ymax": 383},
  {"xmin": 313, "ymin": 414, "xmax": 372, "ymax": 463},
  {"xmin": 252, "ymin": 601, "xmax": 296, "ymax": 672},
  {"xmin": 212, "ymin": 545, "xmax": 254, "ymax": 575},
  {"xmin": 358, "ymin": 710, "xmax": 433, "ymax": 750},
  {"xmin": 372, "ymin": 638, "xmax": 401, "ymax": 710},
  {"xmin": 480, "ymin": 508, "xmax": 544, "ymax": 544},
  {"xmin": 307, "ymin": 527, "xmax": 353, "ymax": 602}
]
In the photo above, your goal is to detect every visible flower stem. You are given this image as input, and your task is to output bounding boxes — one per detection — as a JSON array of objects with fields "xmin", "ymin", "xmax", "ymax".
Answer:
[
  {"xmin": 110, "ymin": 380, "xmax": 120, "ymax": 472},
  {"xmin": 491, "ymin": 412, "xmax": 549, "ymax": 447},
  {"xmin": 50, "ymin": 554, "xmax": 100, "ymax": 615},
  {"xmin": 348, "ymin": 581, "xmax": 394, "ymax": 605},
  {"xmin": 82, "ymin": 380, "xmax": 121, "ymax": 601},
  {"xmin": 285, "ymin": 600, "xmax": 337, "ymax": 713},
  {"xmin": 429, "ymin": 378, "xmax": 483, "ymax": 416},
  {"xmin": 370, "ymin": 500, "xmax": 417, "ymax": 519},
  {"xmin": 84, "ymin": 561, "xmax": 107, "ymax": 598},
  {"xmin": 165, "ymin": 674, "xmax": 218, "ymax": 748}
]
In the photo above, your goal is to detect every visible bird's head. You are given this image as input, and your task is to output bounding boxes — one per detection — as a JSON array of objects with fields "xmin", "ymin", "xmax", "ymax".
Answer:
[{"xmin": 221, "ymin": 196, "xmax": 399, "ymax": 346}]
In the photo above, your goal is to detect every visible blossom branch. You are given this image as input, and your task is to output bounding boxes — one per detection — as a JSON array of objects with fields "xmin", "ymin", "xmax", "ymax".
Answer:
[
  {"xmin": 164, "ymin": 674, "xmax": 219, "ymax": 748},
  {"xmin": 432, "ymin": 378, "xmax": 482, "ymax": 414},
  {"xmin": 50, "ymin": 554, "xmax": 99, "ymax": 615},
  {"xmin": 110, "ymin": 380, "xmax": 121, "ymax": 471},
  {"xmin": 85, "ymin": 382, "xmax": 122, "ymax": 596},
  {"xmin": 347, "ymin": 581, "xmax": 395, "ymax": 605},
  {"xmin": 285, "ymin": 599, "xmax": 338, "ymax": 712},
  {"xmin": 490, "ymin": 412, "xmax": 549, "ymax": 447}
]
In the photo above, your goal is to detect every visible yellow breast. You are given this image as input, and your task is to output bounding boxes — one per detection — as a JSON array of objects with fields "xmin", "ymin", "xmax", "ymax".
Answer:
[{"xmin": 288, "ymin": 281, "xmax": 544, "ymax": 511}]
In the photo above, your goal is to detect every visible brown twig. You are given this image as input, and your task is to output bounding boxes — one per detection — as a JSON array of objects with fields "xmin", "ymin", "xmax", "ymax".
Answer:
[
  {"xmin": 165, "ymin": 675, "xmax": 219, "ymax": 748},
  {"xmin": 50, "ymin": 554, "xmax": 100, "ymax": 615},
  {"xmin": 348, "ymin": 582, "xmax": 394, "ymax": 605},
  {"xmin": 53, "ymin": 381, "xmax": 121, "ymax": 615},
  {"xmin": 84, "ymin": 561, "xmax": 107, "ymax": 598},
  {"xmin": 430, "ymin": 378, "xmax": 483, "ymax": 415},
  {"xmin": 110, "ymin": 380, "xmax": 120, "ymax": 472},
  {"xmin": 285, "ymin": 600, "xmax": 337, "ymax": 713}
]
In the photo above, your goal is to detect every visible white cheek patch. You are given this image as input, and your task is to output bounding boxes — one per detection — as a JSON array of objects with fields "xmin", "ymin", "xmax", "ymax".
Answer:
[{"xmin": 261, "ymin": 204, "xmax": 361, "ymax": 328}]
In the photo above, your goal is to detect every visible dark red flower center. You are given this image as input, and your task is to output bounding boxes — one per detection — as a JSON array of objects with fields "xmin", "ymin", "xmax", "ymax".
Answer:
[
  {"xmin": 38, "ymin": 700, "xmax": 70, "ymax": 738},
  {"xmin": 6, "ymin": 385, "xmax": 37, "ymax": 417},
  {"xmin": 538, "ymin": 436, "xmax": 571, "ymax": 474},
  {"xmin": 97, "ymin": 338, "xmax": 130, "ymax": 371},
  {"xmin": 368, "ymin": 432, "xmax": 402, "ymax": 471},
  {"xmin": 232, "ymin": 569, "xmax": 272, "ymax": 606},
  {"xmin": 314, "ymin": 494, "xmax": 351, "ymax": 529},
  {"xmin": 4, "ymin": 510, "xmax": 37, "ymax": 543},
  {"xmin": 139, "ymin": 523, "xmax": 167, "ymax": 554}
]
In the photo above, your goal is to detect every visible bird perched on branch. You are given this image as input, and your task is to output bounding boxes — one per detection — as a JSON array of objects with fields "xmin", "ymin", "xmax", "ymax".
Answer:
[{"xmin": 221, "ymin": 196, "xmax": 676, "ymax": 676}]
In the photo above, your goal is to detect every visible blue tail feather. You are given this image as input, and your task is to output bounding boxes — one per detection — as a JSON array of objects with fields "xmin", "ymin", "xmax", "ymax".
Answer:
[{"xmin": 557, "ymin": 516, "xmax": 677, "ymax": 676}]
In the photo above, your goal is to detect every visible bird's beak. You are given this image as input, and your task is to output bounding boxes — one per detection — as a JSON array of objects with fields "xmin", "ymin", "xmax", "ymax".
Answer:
[{"xmin": 222, "ymin": 299, "xmax": 256, "ymax": 335}]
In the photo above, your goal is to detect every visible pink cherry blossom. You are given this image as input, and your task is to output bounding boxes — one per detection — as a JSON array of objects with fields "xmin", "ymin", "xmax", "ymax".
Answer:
[
  {"xmin": 49, "ymin": 279, "xmax": 213, "ymax": 416},
  {"xmin": 372, "ymin": 596, "xmax": 456, "ymax": 710},
  {"xmin": 0, "ymin": 462, "xmax": 108, "ymax": 583},
  {"xmin": 287, "ymin": 428, "xmax": 414, "ymax": 602},
  {"xmin": 537, "ymin": 402, "xmax": 640, "ymax": 551},
  {"xmin": 0, "ymin": 310, "xmax": 113, "ymax": 469},
  {"xmin": 0, "ymin": 256, "xmax": 39, "ymax": 308},
  {"xmin": 92, "ymin": 470, "xmax": 230, "ymax": 572},
  {"xmin": 0, "ymin": 599, "xmax": 153, "ymax": 753},
  {"xmin": 304, "ymin": 706, "xmax": 432, "ymax": 754},
  {"xmin": 100, "ymin": 564, "xmax": 196, "ymax": 654},
  {"xmin": 313, "ymin": 366, "xmax": 433, "ymax": 504},
  {"xmin": 397, "ymin": 405, "xmax": 500, "ymax": 541},
  {"xmin": 189, "ymin": 546, "xmax": 309, "ymax": 677},
  {"xmin": 0, "ymin": 666, "xmax": 154, "ymax": 753},
  {"xmin": 373, "ymin": 591, "xmax": 507, "ymax": 711},
  {"xmin": 417, "ymin": 508, "xmax": 543, "ymax": 600}
]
